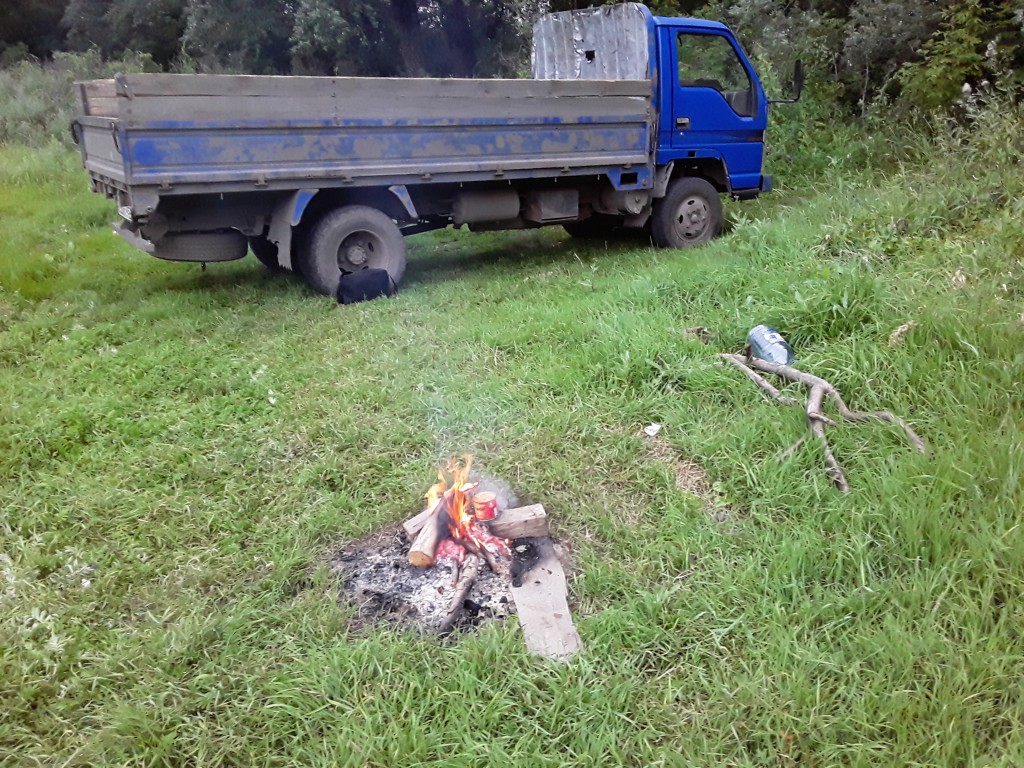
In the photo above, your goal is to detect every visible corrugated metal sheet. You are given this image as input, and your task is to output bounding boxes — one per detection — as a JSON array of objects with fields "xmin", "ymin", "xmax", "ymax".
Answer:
[{"xmin": 532, "ymin": 3, "xmax": 650, "ymax": 81}]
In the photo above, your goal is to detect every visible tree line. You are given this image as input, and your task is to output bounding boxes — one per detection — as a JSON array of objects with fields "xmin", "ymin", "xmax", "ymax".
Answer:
[{"xmin": 1, "ymin": 0, "xmax": 1021, "ymax": 110}]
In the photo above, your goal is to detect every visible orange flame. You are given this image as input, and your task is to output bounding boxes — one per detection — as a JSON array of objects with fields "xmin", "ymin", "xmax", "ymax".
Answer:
[{"xmin": 423, "ymin": 456, "xmax": 478, "ymax": 541}]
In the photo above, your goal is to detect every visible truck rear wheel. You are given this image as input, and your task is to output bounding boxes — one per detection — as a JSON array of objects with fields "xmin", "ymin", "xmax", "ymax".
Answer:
[
  {"xmin": 651, "ymin": 177, "xmax": 722, "ymax": 249},
  {"xmin": 248, "ymin": 235, "xmax": 281, "ymax": 271},
  {"xmin": 300, "ymin": 205, "xmax": 407, "ymax": 296}
]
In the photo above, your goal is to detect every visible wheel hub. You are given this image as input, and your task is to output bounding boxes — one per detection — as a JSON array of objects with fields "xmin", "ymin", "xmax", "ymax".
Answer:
[
  {"xmin": 676, "ymin": 197, "xmax": 709, "ymax": 239},
  {"xmin": 339, "ymin": 232, "xmax": 378, "ymax": 269}
]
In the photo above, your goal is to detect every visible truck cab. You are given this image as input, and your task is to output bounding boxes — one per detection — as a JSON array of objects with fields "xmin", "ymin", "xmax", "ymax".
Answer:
[
  {"xmin": 534, "ymin": 4, "xmax": 771, "ymax": 200},
  {"xmin": 654, "ymin": 16, "xmax": 770, "ymax": 197}
]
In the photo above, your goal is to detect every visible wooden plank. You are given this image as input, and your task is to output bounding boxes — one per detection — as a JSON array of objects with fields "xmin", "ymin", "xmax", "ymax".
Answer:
[
  {"xmin": 510, "ymin": 537, "xmax": 581, "ymax": 661},
  {"xmin": 85, "ymin": 97, "xmax": 119, "ymax": 117},
  {"xmin": 489, "ymin": 504, "xmax": 549, "ymax": 539},
  {"xmin": 119, "ymin": 93, "xmax": 648, "ymax": 126},
  {"xmin": 114, "ymin": 73, "xmax": 650, "ymax": 100}
]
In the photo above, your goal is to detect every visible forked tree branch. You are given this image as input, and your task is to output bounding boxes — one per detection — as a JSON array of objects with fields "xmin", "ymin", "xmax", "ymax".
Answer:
[{"xmin": 721, "ymin": 353, "xmax": 926, "ymax": 492}]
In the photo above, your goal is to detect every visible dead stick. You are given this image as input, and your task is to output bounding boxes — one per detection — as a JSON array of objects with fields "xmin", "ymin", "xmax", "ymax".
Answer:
[
  {"xmin": 777, "ymin": 436, "xmax": 806, "ymax": 462},
  {"xmin": 828, "ymin": 390, "xmax": 926, "ymax": 453},
  {"xmin": 464, "ymin": 537, "xmax": 499, "ymax": 572},
  {"xmin": 721, "ymin": 352, "xmax": 924, "ymax": 492},
  {"xmin": 438, "ymin": 554, "xmax": 481, "ymax": 634},
  {"xmin": 720, "ymin": 354, "xmax": 800, "ymax": 405},
  {"xmin": 807, "ymin": 383, "xmax": 849, "ymax": 492}
]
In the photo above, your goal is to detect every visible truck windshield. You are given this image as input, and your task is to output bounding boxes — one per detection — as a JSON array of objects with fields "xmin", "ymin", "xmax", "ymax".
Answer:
[{"xmin": 676, "ymin": 32, "xmax": 755, "ymax": 117}]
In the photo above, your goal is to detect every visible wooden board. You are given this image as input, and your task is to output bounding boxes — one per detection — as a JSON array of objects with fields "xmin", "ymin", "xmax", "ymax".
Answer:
[
  {"xmin": 489, "ymin": 504, "xmax": 549, "ymax": 539},
  {"xmin": 510, "ymin": 537, "xmax": 581, "ymax": 661}
]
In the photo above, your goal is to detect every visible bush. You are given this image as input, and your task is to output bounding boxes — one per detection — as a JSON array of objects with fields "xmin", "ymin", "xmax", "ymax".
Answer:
[{"xmin": 0, "ymin": 49, "xmax": 158, "ymax": 147}]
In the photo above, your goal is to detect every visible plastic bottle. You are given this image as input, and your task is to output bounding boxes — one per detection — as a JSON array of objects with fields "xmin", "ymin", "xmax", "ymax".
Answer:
[{"xmin": 746, "ymin": 325, "xmax": 794, "ymax": 365}]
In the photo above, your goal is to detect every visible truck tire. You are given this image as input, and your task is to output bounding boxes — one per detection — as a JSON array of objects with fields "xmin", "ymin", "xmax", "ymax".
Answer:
[
  {"xmin": 563, "ymin": 214, "xmax": 623, "ymax": 239},
  {"xmin": 248, "ymin": 235, "xmax": 281, "ymax": 271},
  {"xmin": 650, "ymin": 177, "xmax": 722, "ymax": 249},
  {"xmin": 300, "ymin": 206, "xmax": 407, "ymax": 296}
]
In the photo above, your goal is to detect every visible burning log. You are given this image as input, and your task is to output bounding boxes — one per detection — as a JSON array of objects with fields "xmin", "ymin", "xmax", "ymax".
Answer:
[
  {"xmin": 403, "ymin": 487, "xmax": 457, "ymax": 540},
  {"xmin": 437, "ymin": 554, "xmax": 481, "ymax": 634},
  {"xmin": 402, "ymin": 506, "xmax": 435, "ymax": 540},
  {"xmin": 463, "ymin": 536, "xmax": 499, "ymax": 573},
  {"xmin": 408, "ymin": 502, "xmax": 450, "ymax": 567}
]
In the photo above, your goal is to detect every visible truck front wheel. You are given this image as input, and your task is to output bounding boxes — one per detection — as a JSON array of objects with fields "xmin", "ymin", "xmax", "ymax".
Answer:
[
  {"xmin": 651, "ymin": 177, "xmax": 722, "ymax": 249},
  {"xmin": 300, "ymin": 205, "xmax": 407, "ymax": 296}
]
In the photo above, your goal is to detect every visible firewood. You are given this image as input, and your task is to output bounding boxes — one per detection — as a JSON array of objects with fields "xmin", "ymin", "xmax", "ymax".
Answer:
[
  {"xmin": 720, "ymin": 353, "xmax": 926, "ymax": 493},
  {"xmin": 463, "ymin": 536, "xmax": 499, "ymax": 572},
  {"xmin": 408, "ymin": 505, "xmax": 450, "ymax": 567},
  {"xmin": 402, "ymin": 506, "xmax": 435, "ymax": 540},
  {"xmin": 403, "ymin": 487, "xmax": 457, "ymax": 539},
  {"xmin": 488, "ymin": 504, "xmax": 548, "ymax": 539},
  {"xmin": 437, "ymin": 554, "xmax": 481, "ymax": 634}
]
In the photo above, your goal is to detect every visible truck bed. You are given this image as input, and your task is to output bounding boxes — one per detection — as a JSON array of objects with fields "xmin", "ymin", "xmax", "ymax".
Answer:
[{"xmin": 75, "ymin": 74, "xmax": 652, "ymax": 200}]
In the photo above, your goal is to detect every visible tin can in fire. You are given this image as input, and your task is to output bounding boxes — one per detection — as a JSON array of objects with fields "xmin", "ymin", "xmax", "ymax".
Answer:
[{"xmin": 472, "ymin": 491, "xmax": 498, "ymax": 521}]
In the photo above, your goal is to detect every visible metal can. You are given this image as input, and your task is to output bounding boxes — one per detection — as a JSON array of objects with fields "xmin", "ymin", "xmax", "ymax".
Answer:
[{"xmin": 472, "ymin": 491, "xmax": 498, "ymax": 521}]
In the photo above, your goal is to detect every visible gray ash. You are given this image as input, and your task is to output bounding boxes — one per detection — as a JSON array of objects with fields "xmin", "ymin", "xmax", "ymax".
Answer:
[{"xmin": 330, "ymin": 527, "xmax": 514, "ymax": 634}]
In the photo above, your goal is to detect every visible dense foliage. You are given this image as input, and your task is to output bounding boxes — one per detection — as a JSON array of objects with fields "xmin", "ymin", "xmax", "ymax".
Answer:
[{"xmin": 2, "ymin": 0, "xmax": 1022, "ymax": 110}]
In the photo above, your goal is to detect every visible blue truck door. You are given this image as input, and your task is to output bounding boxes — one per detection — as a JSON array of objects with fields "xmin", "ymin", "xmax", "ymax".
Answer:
[{"xmin": 660, "ymin": 26, "xmax": 767, "ymax": 193}]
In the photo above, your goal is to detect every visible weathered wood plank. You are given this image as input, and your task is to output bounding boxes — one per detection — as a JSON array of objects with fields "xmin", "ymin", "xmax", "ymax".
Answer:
[
  {"xmin": 85, "ymin": 97, "xmax": 119, "ymax": 117},
  {"xmin": 489, "ymin": 504, "xmax": 549, "ymax": 539},
  {"xmin": 113, "ymin": 73, "xmax": 650, "ymax": 100},
  {"xmin": 118, "ymin": 94, "xmax": 648, "ymax": 126},
  {"xmin": 510, "ymin": 537, "xmax": 581, "ymax": 661}
]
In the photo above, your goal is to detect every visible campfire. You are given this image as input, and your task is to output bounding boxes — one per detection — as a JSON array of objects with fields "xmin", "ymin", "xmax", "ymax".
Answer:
[
  {"xmin": 404, "ymin": 457, "xmax": 510, "ymax": 570},
  {"xmin": 402, "ymin": 457, "xmax": 511, "ymax": 632},
  {"xmin": 332, "ymin": 457, "xmax": 581, "ymax": 659}
]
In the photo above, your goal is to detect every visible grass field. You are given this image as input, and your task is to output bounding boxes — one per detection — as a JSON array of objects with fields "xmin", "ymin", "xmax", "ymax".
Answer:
[{"xmin": 1, "ymin": 116, "xmax": 1023, "ymax": 766}]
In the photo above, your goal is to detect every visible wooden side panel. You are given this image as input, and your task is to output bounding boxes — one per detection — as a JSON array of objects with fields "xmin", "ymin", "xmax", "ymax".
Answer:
[
  {"xmin": 75, "ymin": 73, "xmax": 654, "ymax": 194},
  {"xmin": 77, "ymin": 79, "xmax": 119, "ymax": 117},
  {"xmin": 115, "ymin": 73, "xmax": 650, "ymax": 100}
]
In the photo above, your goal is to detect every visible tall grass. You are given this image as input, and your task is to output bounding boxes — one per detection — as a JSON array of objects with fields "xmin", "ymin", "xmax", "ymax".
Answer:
[
  {"xmin": 1, "ymin": 89, "xmax": 1022, "ymax": 765},
  {"xmin": 0, "ymin": 50, "xmax": 158, "ymax": 146}
]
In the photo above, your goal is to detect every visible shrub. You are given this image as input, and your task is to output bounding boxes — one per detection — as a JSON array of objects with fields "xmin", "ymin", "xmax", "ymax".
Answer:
[{"xmin": 0, "ymin": 49, "xmax": 158, "ymax": 147}]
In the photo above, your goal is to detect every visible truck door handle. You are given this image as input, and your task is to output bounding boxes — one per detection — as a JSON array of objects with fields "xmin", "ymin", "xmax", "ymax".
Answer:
[{"xmin": 676, "ymin": 117, "xmax": 691, "ymax": 129}]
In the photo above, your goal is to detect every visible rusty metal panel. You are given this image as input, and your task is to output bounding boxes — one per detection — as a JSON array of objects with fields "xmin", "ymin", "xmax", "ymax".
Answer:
[{"xmin": 532, "ymin": 3, "xmax": 651, "ymax": 81}]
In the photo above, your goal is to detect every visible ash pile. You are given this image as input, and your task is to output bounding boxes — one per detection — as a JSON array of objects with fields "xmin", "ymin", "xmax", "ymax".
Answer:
[{"xmin": 331, "ymin": 527, "xmax": 514, "ymax": 634}]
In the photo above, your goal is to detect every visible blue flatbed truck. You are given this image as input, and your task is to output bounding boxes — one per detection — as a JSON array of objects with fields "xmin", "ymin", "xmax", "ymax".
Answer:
[{"xmin": 73, "ymin": 3, "xmax": 800, "ymax": 296}]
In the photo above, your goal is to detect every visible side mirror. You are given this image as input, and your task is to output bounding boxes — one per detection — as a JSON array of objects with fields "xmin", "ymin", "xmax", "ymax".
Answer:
[{"xmin": 769, "ymin": 59, "xmax": 804, "ymax": 105}]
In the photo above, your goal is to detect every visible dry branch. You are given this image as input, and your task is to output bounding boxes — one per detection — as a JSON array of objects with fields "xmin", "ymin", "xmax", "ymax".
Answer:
[
  {"xmin": 721, "ymin": 353, "xmax": 926, "ymax": 492},
  {"xmin": 463, "ymin": 537, "xmax": 499, "ymax": 573},
  {"xmin": 403, "ymin": 487, "xmax": 457, "ymax": 540},
  {"xmin": 437, "ymin": 554, "xmax": 481, "ymax": 634}
]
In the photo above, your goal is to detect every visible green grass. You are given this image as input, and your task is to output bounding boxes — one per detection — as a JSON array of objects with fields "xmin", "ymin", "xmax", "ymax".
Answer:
[{"xmin": 1, "ymin": 129, "xmax": 1023, "ymax": 767}]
